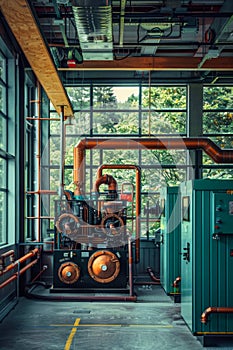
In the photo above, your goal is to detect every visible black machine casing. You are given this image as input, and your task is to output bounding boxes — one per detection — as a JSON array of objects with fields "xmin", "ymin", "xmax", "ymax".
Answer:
[{"xmin": 51, "ymin": 248, "xmax": 128, "ymax": 292}]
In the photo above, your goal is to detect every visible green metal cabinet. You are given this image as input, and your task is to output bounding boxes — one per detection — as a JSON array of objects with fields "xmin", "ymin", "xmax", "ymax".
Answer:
[
  {"xmin": 160, "ymin": 186, "xmax": 181, "ymax": 295},
  {"xmin": 180, "ymin": 179, "xmax": 233, "ymax": 335}
]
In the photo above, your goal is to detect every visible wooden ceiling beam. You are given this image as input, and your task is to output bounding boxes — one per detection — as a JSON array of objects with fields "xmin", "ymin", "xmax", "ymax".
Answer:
[
  {"xmin": 58, "ymin": 56, "xmax": 233, "ymax": 71},
  {"xmin": 0, "ymin": 0, "xmax": 73, "ymax": 117}
]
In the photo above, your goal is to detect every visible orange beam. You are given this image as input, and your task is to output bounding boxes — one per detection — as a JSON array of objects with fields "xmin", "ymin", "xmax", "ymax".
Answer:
[
  {"xmin": 58, "ymin": 56, "xmax": 233, "ymax": 71},
  {"xmin": 0, "ymin": 0, "xmax": 73, "ymax": 117}
]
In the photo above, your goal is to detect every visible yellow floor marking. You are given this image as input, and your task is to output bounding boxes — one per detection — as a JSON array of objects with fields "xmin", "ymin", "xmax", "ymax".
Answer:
[
  {"xmin": 52, "ymin": 323, "xmax": 173, "ymax": 329},
  {"xmin": 64, "ymin": 318, "xmax": 80, "ymax": 350}
]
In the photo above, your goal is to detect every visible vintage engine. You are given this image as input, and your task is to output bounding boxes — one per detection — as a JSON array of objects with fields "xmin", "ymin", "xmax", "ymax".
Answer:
[{"xmin": 51, "ymin": 174, "xmax": 130, "ymax": 291}]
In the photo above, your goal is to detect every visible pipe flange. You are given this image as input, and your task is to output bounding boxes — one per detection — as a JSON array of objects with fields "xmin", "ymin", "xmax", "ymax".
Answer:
[
  {"xmin": 88, "ymin": 250, "xmax": 120, "ymax": 283},
  {"xmin": 58, "ymin": 262, "xmax": 80, "ymax": 284},
  {"xmin": 101, "ymin": 214, "xmax": 125, "ymax": 236},
  {"xmin": 55, "ymin": 213, "xmax": 80, "ymax": 234}
]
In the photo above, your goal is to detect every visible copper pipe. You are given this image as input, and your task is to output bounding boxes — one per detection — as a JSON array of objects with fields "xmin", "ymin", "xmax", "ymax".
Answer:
[
  {"xmin": 73, "ymin": 138, "xmax": 233, "ymax": 187},
  {"xmin": 26, "ymin": 190, "xmax": 58, "ymax": 194},
  {"xmin": 128, "ymin": 237, "xmax": 134, "ymax": 296},
  {"xmin": 27, "ymin": 286, "xmax": 137, "ymax": 301},
  {"xmin": 96, "ymin": 164, "xmax": 141, "ymax": 263},
  {"xmin": 173, "ymin": 276, "xmax": 181, "ymax": 288},
  {"xmin": 26, "ymin": 117, "xmax": 60, "ymax": 121},
  {"xmin": 0, "ymin": 250, "xmax": 15, "ymax": 260},
  {"xmin": 27, "ymin": 216, "xmax": 55, "ymax": 219},
  {"xmin": 0, "ymin": 248, "xmax": 39, "ymax": 276},
  {"xmin": 201, "ymin": 307, "xmax": 233, "ymax": 324},
  {"xmin": 93, "ymin": 174, "xmax": 117, "ymax": 194},
  {"xmin": 147, "ymin": 267, "xmax": 160, "ymax": 282},
  {"xmin": 31, "ymin": 265, "xmax": 48, "ymax": 283},
  {"xmin": 0, "ymin": 250, "xmax": 15, "ymax": 270},
  {"xmin": 0, "ymin": 259, "xmax": 38, "ymax": 290}
]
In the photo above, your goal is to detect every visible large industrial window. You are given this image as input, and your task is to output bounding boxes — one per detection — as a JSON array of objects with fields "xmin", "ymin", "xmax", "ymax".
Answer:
[
  {"xmin": 0, "ymin": 40, "xmax": 16, "ymax": 247},
  {"xmin": 203, "ymin": 86, "xmax": 233, "ymax": 179},
  {"xmin": 0, "ymin": 50, "xmax": 8, "ymax": 245},
  {"xmin": 48, "ymin": 84, "xmax": 187, "ymax": 237}
]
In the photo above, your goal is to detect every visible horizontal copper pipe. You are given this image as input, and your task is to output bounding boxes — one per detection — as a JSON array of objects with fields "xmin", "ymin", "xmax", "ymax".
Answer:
[
  {"xmin": 201, "ymin": 307, "xmax": 233, "ymax": 324},
  {"xmin": 0, "ymin": 249, "xmax": 15, "ymax": 261},
  {"xmin": 0, "ymin": 248, "xmax": 39, "ymax": 276},
  {"xmin": 27, "ymin": 289, "xmax": 137, "ymax": 302},
  {"xmin": 26, "ymin": 190, "xmax": 58, "ymax": 194},
  {"xmin": 26, "ymin": 216, "xmax": 55, "ymax": 219},
  {"xmin": 0, "ymin": 250, "xmax": 15, "ymax": 270},
  {"xmin": 26, "ymin": 117, "xmax": 60, "ymax": 121},
  {"xmin": 74, "ymin": 137, "xmax": 233, "ymax": 185},
  {"xmin": 0, "ymin": 259, "xmax": 38, "ymax": 290}
]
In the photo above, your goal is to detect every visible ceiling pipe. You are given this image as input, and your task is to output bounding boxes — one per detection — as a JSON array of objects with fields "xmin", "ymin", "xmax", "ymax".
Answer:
[{"xmin": 74, "ymin": 137, "xmax": 233, "ymax": 187}]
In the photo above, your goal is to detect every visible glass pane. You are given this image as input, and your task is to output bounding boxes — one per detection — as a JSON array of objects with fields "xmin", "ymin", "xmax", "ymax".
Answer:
[
  {"xmin": 142, "ymin": 112, "xmax": 186, "ymax": 134},
  {"xmin": 0, "ymin": 191, "xmax": 6, "ymax": 245},
  {"xmin": 141, "ymin": 149, "xmax": 187, "ymax": 165},
  {"xmin": 112, "ymin": 87, "xmax": 139, "ymax": 109},
  {"xmin": 0, "ymin": 85, "xmax": 6, "ymax": 114},
  {"xmin": 50, "ymin": 168, "xmax": 60, "ymax": 192},
  {"xmin": 203, "ymin": 168, "xmax": 233, "ymax": 180},
  {"xmin": 50, "ymin": 136, "xmax": 60, "ymax": 165},
  {"xmin": 0, "ymin": 53, "xmax": 6, "ymax": 81},
  {"xmin": 142, "ymin": 168, "xmax": 186, "ymax": 190},
  {"xmin": 203, "ymin": 112, "xmax": 233, "ymax": 134},
  {"xmin": 67, "ymin": 112, "xmax": 90, "ymax": 135},
  {"xmin": 66, "ymin": 86, "xmax": 90, "ymax": 110},
  {"xmin": 50, "ymin": 117, "xmax": 60, "ymax": 135},
  {"xmin": 0, "ymin": 115, "xmax": 6, "ymax": 149},
  {"xmin": 103, "ymin": 149, "xmax": 139, "ymax": 165},
  {"xmin": 203, "ymin": 86, "xmax": 233, "ymax": 109},
  {"xmin": 0, "ymin": 158, "xmax": 6, "ymax": 187},
  {"xmin": 93, "ymin": 111, "xmax": 139, "ymax": 134},
  {"xmin": 142, "ymin": 86, "xmax": 186, "ymax": 109},
  {"xmin": 93, "ymin": 86, "xmax": 138, "ymax": 110}
]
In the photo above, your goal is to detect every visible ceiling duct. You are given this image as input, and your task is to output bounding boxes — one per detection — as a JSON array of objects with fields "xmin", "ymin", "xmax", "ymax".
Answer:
[{"xmin": 72, "ymin": 0, "xmax": 113, "ymax": 60}]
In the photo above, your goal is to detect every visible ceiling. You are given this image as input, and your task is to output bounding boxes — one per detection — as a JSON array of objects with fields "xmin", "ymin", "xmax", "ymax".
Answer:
[
  {"xmin": 0, "ymin": 0, "xmax": 233, "ymax": 115},
  {"xmin": 30, "ymin": 0, "xmax": 233, "ymax": 84}
]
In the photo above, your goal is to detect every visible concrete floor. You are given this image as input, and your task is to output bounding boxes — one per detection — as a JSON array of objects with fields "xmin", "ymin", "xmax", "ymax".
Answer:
[{"xmin": 0, "ymin": 285, "xmax": 231, "ymax": 350}]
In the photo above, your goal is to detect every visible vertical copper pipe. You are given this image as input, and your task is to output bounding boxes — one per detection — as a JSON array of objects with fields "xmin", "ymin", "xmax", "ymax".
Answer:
[
  {"xmin": 59, "ymin": 105, "xmax": 66, "ymax": 198},
  {"xmin": 36, "ymin": 82, "xmax": 41, "ymax": 242},
  {"xmin": 96, "ymin": 164, "xmax": 141, "ymax": 263},
  {"xmin": 128, "ymin": 236, "xmax": 134, "ymax": 296}
]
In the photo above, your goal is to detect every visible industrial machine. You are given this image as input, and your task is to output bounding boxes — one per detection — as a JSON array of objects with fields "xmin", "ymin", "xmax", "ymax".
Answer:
[
  {"xmin": 160, "ymin": 186, "xmax": 181, "ymax": 298},
  {"xmin": 51, "ymin": 172, "xmax": 132, "ymax": 293},
  {"xmin": 180, "ymin": 179, "xmax": 233, "ymax": 342}
]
